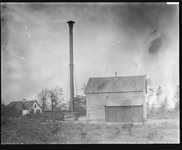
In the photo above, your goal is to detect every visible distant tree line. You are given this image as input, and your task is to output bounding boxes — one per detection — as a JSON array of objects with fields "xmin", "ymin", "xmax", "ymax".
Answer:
[
  {"xmin": 147, "ymin": 85, "xmax": 179, "ymax": 109},
  {"xmin": 37, "ymin": 86, "xmax": 64, "ymax": 112},
  {"xmin": 146, "ymin": 85, "xmax": 179, "ymax": 119},
  {"xmin": 37, "ymin": 86, "xmax": 86, "ymax": 116}
]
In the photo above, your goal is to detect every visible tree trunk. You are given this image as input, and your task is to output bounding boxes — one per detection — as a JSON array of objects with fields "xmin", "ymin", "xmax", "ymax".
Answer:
[
  {"xmin": 42, "ymin": 99, "xmax": 45, "ymax": 112},
  {"xmin": 147, "ymin": 103, "xmax": 149, "ymax": 116},
  {"xmin": 52, "ymin": 101, "xmax": 54, "ymax": 111},
  {"xmin": 156, "ymin": 96, "xmax": 158, "ymax": 108},
  {"xmin": 42, "ymin": 104, "xmax": 44, "ymax": 112}
]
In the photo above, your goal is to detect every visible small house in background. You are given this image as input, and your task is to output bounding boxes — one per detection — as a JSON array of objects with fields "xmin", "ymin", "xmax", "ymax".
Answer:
[
  {"xmin": 8, "ymin": 98, "xmax": 42, "ymax": 115},
  {"xmin": 84, "ymin": 75, "xmax": 147, "ymax": 123}
]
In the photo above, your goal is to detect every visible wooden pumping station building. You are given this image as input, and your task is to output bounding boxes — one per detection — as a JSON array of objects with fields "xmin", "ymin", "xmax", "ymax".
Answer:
[{"xmin": 84, "ymin": 75, "xmax": 147, "ymax": 123}]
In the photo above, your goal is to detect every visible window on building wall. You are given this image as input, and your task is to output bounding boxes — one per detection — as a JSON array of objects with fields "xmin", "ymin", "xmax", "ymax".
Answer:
[{"xmin": 35, "ymin": 104, "xmax": 36, "ymax": 108}]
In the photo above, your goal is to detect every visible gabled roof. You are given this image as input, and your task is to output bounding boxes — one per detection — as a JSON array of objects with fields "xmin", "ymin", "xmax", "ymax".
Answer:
[
  {"xmin": 8, "ymin": 100, "xmax": 41, "ymax": 110},
  {"xmin": 105, "ymin": 93, "xmax": 143, "ymax": 106},
  {"xmin": 8, "ymin": 101, "xmax": 23, "ymax": 110},
  {"xmin": 23, "ymin": 100, "xmax": 36, "ymax": 110},
  {"xmin": 85, "ymin": 75, "xmax": 146, "ymax": 94}
]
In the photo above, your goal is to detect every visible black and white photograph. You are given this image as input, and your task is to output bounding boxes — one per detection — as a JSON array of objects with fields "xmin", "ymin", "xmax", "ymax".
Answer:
[{"xmin": 1, "ymin": 2, "xmax": 179, "ymax": 144}]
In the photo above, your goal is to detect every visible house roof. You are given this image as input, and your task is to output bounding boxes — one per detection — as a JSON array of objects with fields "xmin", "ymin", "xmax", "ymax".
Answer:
[
  {"xmin": 8, "ymin": 100, "xmax": 41, "ymax": 110},
  {"xmin": 105, "ymin": 93, "xmax": 143, "ymax": 106},
  {"xmin": 85, "ymin": 75, "xmax": 146, "ymax": 94},
  {"xmin": 8, "ymin": 101, "xmax": 23, "ymax": 110}
]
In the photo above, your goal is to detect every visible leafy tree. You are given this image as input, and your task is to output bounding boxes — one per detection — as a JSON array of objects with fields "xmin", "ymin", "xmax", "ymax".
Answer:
[
  {"xmin": 174, "ymin": 85, "xmax": 179, "ymax": 111},
  {"xmin": 48, "ymin": 86, "xmax": 64, "ymax": 111},
  {"xmin": 37, "ymin": 88, "xmax": 49, "ymax": 112},
  {"xmin": 156, "ymin": 86, "xmax": 163, "ymax": 108}
]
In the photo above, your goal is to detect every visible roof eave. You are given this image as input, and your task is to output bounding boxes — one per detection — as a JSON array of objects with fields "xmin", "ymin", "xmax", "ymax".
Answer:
[
  {"xmin": 105, "ymin": 104, "xmax": 143, "ymax": 107},
  {"xmin": 85, "ymin": 90, "xmax": 144, "ymax": 94},
  {"xmin": 84, "ymin": 77, "xmax": 92, "ymax": 94}
]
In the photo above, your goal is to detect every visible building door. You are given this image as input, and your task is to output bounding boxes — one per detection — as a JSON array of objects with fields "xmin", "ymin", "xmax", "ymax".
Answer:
[
  {"xmin": 30, "ymin": 109, "xmax": 34, "ymax": 114},
  {"xmin": 115, "ymin": 107, "xmax": 125, "ymax": 123},
  {"xmin": 106, "ymin": 106, "xmax": 134, "ymax": 123},
  {"xmin": 107, "ymin": 107, "xmax": 116, "ymax": 122},
  {"xmin": 124, "ymin": 106, "xmax": 132, "ymax": 123},
  {"xmin": 106, "ymin": 106, "xmax": 143, "ymax": 123},
  {"xmin": 132, "ymin": 106, "xmax": 143, "ymax": 123},
  {"xmin": 36, "ymin": 109, "xmax": 40, "ymax": 114}
]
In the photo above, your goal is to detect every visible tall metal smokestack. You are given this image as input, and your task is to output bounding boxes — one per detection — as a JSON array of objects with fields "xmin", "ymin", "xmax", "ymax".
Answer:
[{"xmin": 67, "ymin": 20, "xmax": 75, "ymax": 112}]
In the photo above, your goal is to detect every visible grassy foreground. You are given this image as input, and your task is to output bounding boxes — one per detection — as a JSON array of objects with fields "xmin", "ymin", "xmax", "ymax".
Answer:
[
  {"xmin": 1, "ymin": 114, "xmax": 179, "ymax": 144},
  {"xmin": 53, "ymin": 119, "xmax": 179, "ymax": 144},
  {"xmin": 1, "ymin": 113, "xmax": 64, "ymax": 144}
]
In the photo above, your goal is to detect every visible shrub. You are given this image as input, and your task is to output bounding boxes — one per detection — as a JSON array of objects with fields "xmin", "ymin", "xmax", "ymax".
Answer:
[
  {"xmin": 25, "ymin": 113, "xmax": 41, "ymax": 119},
  {"xmin": 7, "ymin": 107, "xmax": 22, "ymax": 117},
  {"xmin": 147, "ymin": 107, "xmax": 178, "ymax": 119},
  {"xmin": 23, "ymin": 111, "xmax": 64, "ymax": 122},
  {"xmin": 1, "ymin": 103, "xmax": 8, "ymax": 115},
  {"xmin": 1, "ymin": 115, "xmax": 12, "ymax": 126},
  {"xmin": 41, "ymin": 111, "xmax": 65, "ymax": 121},
  {"xmin": 1, "ymin": 103, "xmax": 22, "ymax": 119},
  {"xmin": 63, "ymin": 111, "xmax": 80, "ymax": 121}
]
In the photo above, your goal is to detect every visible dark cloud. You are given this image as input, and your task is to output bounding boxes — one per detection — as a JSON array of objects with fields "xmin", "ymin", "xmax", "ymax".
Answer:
[{"xmin": 149, "ymin": 37, "xmax": 163, "ymax": 54}]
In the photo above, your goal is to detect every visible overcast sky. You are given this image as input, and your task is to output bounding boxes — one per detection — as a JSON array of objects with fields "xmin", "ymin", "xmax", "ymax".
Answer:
[{"xmin": 1, "ymin": 3, "xmax": 179, "ymax": 105}]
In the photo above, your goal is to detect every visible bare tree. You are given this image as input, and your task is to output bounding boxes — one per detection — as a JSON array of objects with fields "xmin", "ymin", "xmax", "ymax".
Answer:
[
  {"xmin": 81, "ymin": 83, "xmax": 86, "ymax": 95},
  {"xmin": 48, "ymin": 86, "xmax": 63, "ymax": 111},
  {"xmin": 37, "ymin": 88, "xmax": 49, "ymax": 112},
  {"xmin": 156, "ymin": 86, "xmax": 163, "ymax": 108},
  {"xmin": 151, "ymin": 102, "xmax": 156, "ymax": 109},
  {"xmin": 146, "ymin": 87, "xmax": 154, "ymax": 116},
  {"xmin": 174, "ymin": 85, "xmax": 179, "ymax": 111},
  {"xmin": 148, "ymin": 87, "xmax": 154, "ymax": 107}
]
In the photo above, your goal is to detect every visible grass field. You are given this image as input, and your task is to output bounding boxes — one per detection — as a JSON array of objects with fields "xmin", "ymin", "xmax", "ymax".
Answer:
[
  {"xmin": 52, "ymin": 119, "xmax": 179, "ymax": 144},
  {"xmin": 1, "ymin": 113, "xmax": 179, "ymax": 144}
]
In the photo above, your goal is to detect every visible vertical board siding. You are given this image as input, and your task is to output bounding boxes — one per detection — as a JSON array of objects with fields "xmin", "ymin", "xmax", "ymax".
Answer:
[
  {"xmin": 105, "ymin": 106, "xmax": 107, "ymax": 122},
  {"xmin": 87, "ymin": 91, "xmax": 144, "ymax": 122},
  {"xmin": 143, "ymin": 76, "xmax": 147, "ymax": 119},
  {"xmin": 86, "ymin": 94, "xmax": 89, "ymax": 119},
  {"xmin": 106, "ymin": 106, "xmax": 143, "ymax": 123},
  {"xmin": 107, "ymin": 107, "xmax": 116, "ymax": 122},
  {"xmin": 124, "ymin": 106, "xmax": 132, "ymax": 123},
  {"xmin": 116, "ymin": 107, "xmax": 125, "ymax": 122},
  {"xmin": 132, "ymin": 106, "xmax": 143, "ymax": 123}
]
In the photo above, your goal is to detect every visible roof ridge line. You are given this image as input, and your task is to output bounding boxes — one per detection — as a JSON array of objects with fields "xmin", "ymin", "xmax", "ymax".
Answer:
[
  {"xmin": 90, "ymin": 75, "xmax": 146, "ymax": 79},
  {"xmin": 86, "ymin": 90, "xmax": 144, "ymax": 94}
]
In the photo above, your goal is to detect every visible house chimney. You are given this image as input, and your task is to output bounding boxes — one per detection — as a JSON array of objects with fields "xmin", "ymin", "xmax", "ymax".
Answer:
[
  {"xmin": 115, "ymin": 72, "xmax": 117, "ymax": 77},
  {"xmin": 23, "ymin": 98, "xmax": 26, "ymax": 103},
  {"xmin": 67, "ymin": 20, "xmax": 75, "ymax": 112}
]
